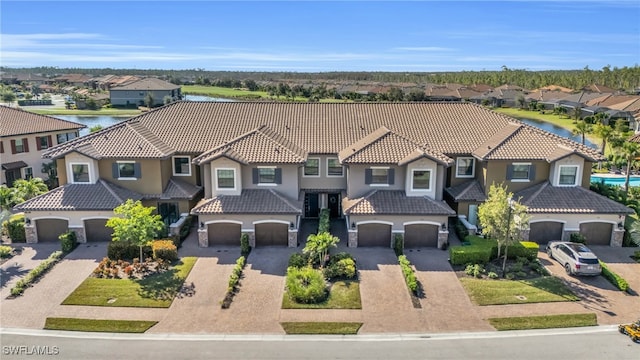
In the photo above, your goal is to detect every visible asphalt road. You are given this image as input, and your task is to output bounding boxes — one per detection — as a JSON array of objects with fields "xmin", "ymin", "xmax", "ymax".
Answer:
[{"xmin": 1, "ymin": 326, "xmax": 637, "ymax": 360}]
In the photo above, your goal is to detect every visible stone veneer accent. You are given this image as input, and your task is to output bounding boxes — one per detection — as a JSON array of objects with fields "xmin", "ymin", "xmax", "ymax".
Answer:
[
  {"xmin": 519, "ymin": 229, "xmax": 530, "ymax": 242},
  {"xmin": 247, "ymin": 232, "xmax": 256, "ymax": 248},
  {"xmin": 69, "ymin": 226, "xmax": 86, "ymax": 243},
  {"xmin": 562, "ymin": 230, "xmax": 579, "ymax": 242},
  {"xmin": 612, "ymin": 228, "xmax": 624, "ymax": 247},
  {"xmin": 288, "ymin": 230, "xmax": 298, "ymax": 247},
  {"xmin": 198, "ymin": 228, "xmax": 208, "ymax": 247},
  {"xmin": 437, "ymin": 230, "xmax": 449, "ymax": 249},
  {"xmin": 25, "ymin": 225, "xmax": 37, "ymax": 244},
  {"xmin": 348, "ymin": 230, "xmax": 357, "ymax": 247}
]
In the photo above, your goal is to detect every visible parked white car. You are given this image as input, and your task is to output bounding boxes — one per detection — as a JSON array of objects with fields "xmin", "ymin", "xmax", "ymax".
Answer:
[{"xmin": 546, "ymin": 241, "xmax": 602, "ymax": 276}]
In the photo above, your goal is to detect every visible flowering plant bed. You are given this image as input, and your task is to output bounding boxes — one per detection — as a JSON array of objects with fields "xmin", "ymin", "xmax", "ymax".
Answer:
[{"xmin": 92, "ymin": 257, "xmax": 169, "ymax": 280}]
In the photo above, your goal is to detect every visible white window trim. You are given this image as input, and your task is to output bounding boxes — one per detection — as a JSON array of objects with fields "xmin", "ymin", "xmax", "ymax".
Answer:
[
  {"xmin": 172, "ymin": 155, "xmax": 192, "ymax": 176},
  {"xmin": 14, "ymin": 139, "xmax": 25, "ymax": 153},
  {"xmin": 511, "ymin": 162, "xmax": 532, "ymax": 183},
  {"xmin": 303, "ymin": 158, "xmax": 321, "ymax": 177},
  {"xmin": 410, "ymin": 168, "xmax": 432, "ymax": 191},
  {"xmin": 456, "ymin": 157, "xmax": 475, "ymax": 178},
  {"xmin": 215, "ymin": 168, "xmax": 237, "ymax": 191},
  {"xmin": 22, "ymin": 167, "xmax": 33, "ymax": 179},
  {"xmin": 257, "ymin": 166, "xmax": 278, "ymax": 186},
  {"xmin": 326, "ymin": 157, "xmax": 344, "ymax": 177},
  {"xmin": 370, "ymin": 166, "xmax": 390, "ymax": 187},
  {"xmin": 117, "ymin": 160, "xmax": 137, "ymax": 181},
  {"xmin": 69, "ymin": 162, "xmax": 91, "ymax": 184},
  {"xmin": 40, "ymin": 136, "xmax": 50, "ymax": 149},
  {"xmin": 557, "ymin": 164, "xmax": 579, "ymax": 186}
]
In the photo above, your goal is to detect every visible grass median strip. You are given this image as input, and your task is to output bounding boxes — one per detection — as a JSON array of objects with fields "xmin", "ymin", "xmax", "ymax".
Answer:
[
  {"xmin": 44, "ymin": 318, "xmax": 158, "ymax": 333},
  {"xmin": 282, "ymin": 280, "xmax": 362, "ymax": 309},
  {"xmin": 281, "ymin": 322, "xmax": 362, "ymax": 335},
  {"xmin": 489, "ymin": 313, "xmax": 597, "ymax": 331},
  {"xmin": 460, "ymin": 276, "xmax": 579, "ymax": 305},
  {"xmin": 62, "ymin": 257, "xmax": 196, "ymax": 308}
]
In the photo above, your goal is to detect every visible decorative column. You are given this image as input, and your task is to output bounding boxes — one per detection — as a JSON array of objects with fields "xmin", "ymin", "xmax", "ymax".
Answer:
[
  {"xmin": 348, "ymin": 230, "xmax": 358, "ymax": 247},
  {"xmin": 198, "ymin": 228, "xmax": 208, "ymax": 247},
  {"xmin": 437, "ymin": 230, "xmax": 449, "ymax": 249}
]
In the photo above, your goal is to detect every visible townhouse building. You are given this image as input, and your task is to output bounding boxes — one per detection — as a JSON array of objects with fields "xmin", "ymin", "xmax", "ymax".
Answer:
[{"xmin": 15, "ymin": 101, "xmax": 632, "ymax": 248}]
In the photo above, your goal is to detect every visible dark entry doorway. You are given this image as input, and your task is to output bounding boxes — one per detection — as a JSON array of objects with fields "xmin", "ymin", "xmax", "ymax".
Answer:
[
  {"xmin": 328, "ymin": 193, "xmax": 341, "ymax": 218},
  {"xmin": 305, "ymin": 193, "xmax": 319, "ymax": 218}
]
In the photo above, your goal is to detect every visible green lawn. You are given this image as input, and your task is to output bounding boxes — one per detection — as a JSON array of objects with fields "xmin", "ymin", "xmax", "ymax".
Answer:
[
  {"xmin": 30, "ymin": 109, "xmax": 141, "ymax": 116},
  {"xmin": 489, "ymin": 313, "xmax": 597, "ymax": 331},
  {"xmin": 62, "ymin": 257, "xmax": 197, "ymax": 308},
  {"xmin": 460, "ymin": 276, "xmax": 579, "ymax": 305},
  {"xmin": 183, "ymin": 85, "xmax": 269, "ymax": 99},
  {"xmin": 281, "ymin": 322, "xmax": 362, "ymax": 335},
  {"xmin": 44, "ymin": 317, "xmax": 157, "ymax": 333},
  {"xmin": 282, "ymin": 280, "xmax": 362, "ymax": 309}
]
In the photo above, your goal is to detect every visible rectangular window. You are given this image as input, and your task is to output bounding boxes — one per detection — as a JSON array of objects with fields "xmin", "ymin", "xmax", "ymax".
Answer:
[
  {"xmin": 37, "ymin": 136, "xmax": 51, "ymax": 150},
  {"xmin": 57, "ymin": 132, "xmax": 77, "ymax": 144},
  {"xmin": 259, "ymin": 167, "xmax": 276, "ymax": 184},
  {"xmin": 559, "ymin": 165, "xmax": 578, "ymax": 186},
  {"xmin": 13, "ymin": 138, "xmax": 29, "ymax": 153},
  {"xmin": 304, "ymin": 158, "xmax": 320, "ymax": 176},
  {"xmin": 327, "ymin": 158, "xmax": 343, "ymax": 177},
  {"xmin": 371, "ymin": 168, "xmax": 389, "ymax": 185},
  {"xmin": 512, "ymin": 163, "xmax": 531, "ymax": 181},
  {"xmin": 456, "ymin": 157, "xmax": 475, "ymax": 178},
  {"xmin": 71, "ymin": 163, "xmax": 90, "ymax": 183},
  {"xmin": 172, "ymin": 156, "xmax": 191, "ymax": 176},
  {"xmin": 118, "ymin": 161, "xmax": 136, "ymax": 179},
  {"xmin": 216, "ymin": 169, "xmax": 235, "ymax": 189},
  {"xmin": 412, "ymin": 169, "xmax": 431, "ymax": 190},
  {"xmin": 15, "ymin": 139, "xmax": 25, "ymax": 153},
  {"xmin": 23, "ymin": 167, "xmax": 33, "ymax": 180}
]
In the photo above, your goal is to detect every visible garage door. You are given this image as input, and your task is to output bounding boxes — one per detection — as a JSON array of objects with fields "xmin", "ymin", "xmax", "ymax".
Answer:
[
  {"xmin": 529, "ymin": 222, "xmax": 563, "ymax": 244},
  {"xmin": 580, "ymin": 222, "xmax": 613, "ymax": 246},
  {"xmin": 255, "ymin": 223, "xmax": 288, "ymax": 246},
  {"xmin": 208, "ymin": 223, "xmax": 241, "ymax": 246},
  {"xmin": 84, "ymin": 219, "xmax": 112, "ymax": 242},
  {"xmin": 36, "ymin": 219, "xmax": 68, "ymax": 243},
  {"xmin": 358, "ymin": 223, "xmax": 391, "ymax": 247},
  {"xmin": 404, "ymin": 224, "xmax": 439, "ymax": 248}
]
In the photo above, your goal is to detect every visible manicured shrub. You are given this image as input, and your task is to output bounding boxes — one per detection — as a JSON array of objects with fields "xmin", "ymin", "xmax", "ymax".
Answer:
[
  {"xmin": 288, "ymin": 252, "xmax": 310, "ymax": 268},
  {"xmin": 10, "ymin": 250, "xmax": 63, "ymax": 296},
  {"xmin": 393, "ymin": 233, "xmax": 404, "ymax": 256},
  {"xmin": 570, "ymin": 233, "xmax": 586, "ymax": 244},
  {"xmin": 240, "ymin": 233, "xmax": 251, "ymax": 257},
  {"xmin": 398, "ymin": 255, "xmax": 419, "ymax": 293},
  {"xmin": 179, "ymin": 215, "xmax": 192, "ymax": 241},
  {"xmin": 3, "ymin": 214, "xmax": 26, "ymax": 243},
  {"xmin": 449, "ymin": 245, "xmax": 492, "ymax": 265},
  {"xmin": 152, "ymin": 240, "xmax": 178, "ymax": 262},
  {"xmin": 0, "ymin": 245, "xmax": 13, "ymax": 258},
  {"xmin": 465, "ymin": 263, "xmax": 485, "ymax": 278},
  {"xmin": 487, "ymin": 271, "xmax": 499, "ymax": 279},
  {"xmin": 600, "ymin": 261, "xmax": 629, "ymax": 292},
  {"xmin": 108, "ymin": 241, "xmax": 152, "ymax": 260},
  {"xmin": 454, "ymin": 218, "xmax": 469, "ymax": 240},
  {"xmin": 285, "ymin": 266, "xmax": 328, "ymax": 304},
  {"xmin": 318, "ymin": 208, "xmax": 330, "ymax": 233},
  {"xmin": 59, "ymin": 230, "xmax": 77, "ymax": 253},
  {"xmin": 324, "ymin": 258, "xmax": 357, "ymax": 280},
  {"xmin": 221, "ymin": 255, "xmax": 246, "ymax": 309},
  {"xmin": 328, "ymin": 252, "xmax": 355, "ymax": 265}
]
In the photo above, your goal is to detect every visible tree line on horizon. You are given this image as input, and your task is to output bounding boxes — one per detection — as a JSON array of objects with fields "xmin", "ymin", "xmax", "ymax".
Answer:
[{"xmin": 2, "ymin": 65, "xmax": 639, "ymax": 91}]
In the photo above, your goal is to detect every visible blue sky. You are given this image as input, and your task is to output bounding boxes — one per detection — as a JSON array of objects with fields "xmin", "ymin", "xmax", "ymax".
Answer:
[{"xmin": 1, "ymin": 1, "xmax": 639, "ymax": 71}]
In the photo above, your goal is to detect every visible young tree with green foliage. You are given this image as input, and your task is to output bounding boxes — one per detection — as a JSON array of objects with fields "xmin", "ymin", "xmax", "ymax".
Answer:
[
  {"xmin": 106, "ymin": 199, "xmax": 165, "ymax": 261},
  {"xmin": 0, "ymin": 186, "xmax": 17, "ymax": 212},
  {"xmin": 477, "ymin": 183, "xmax": 530, "ymax": 277},
  {"xmin": 12, "ymin": 178, "xmax": 49, "ymax": 202},
  {"xmin": 613, "ymin": 141, "xmax": 640, "ymax": 195},
  {"xmin": 303, "ymin": 232, "xmax": 339, "ymax": 266},
  {"xmin": 572, "ymin": 120, "xmax": 592, "ymax": 145},
  {"xmin": 592, "ymin": 123, "xmax": 614, "ymax": 155},
  {"xmin": 144, "ymin": 92, "xmax": 154, "ymax": 109},
  {"xmin": 89, "ymin": 125, "xmax": 103, "ymax": 133}
]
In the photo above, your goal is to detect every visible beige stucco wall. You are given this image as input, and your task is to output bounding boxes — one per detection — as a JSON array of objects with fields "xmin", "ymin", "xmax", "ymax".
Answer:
[
  {"xmin": 404, "ymin": 157, "xmax": 441, "ymax": 199},
  {"xmin": 56, "ymin": 158, "xmax": 67, "ymax": 185},
  {"xmin": 110, "ymin": 89, "xmax": 180, "ymax": 107},
  {"xmin": 549, "ymin": 154, "xmax": 585, "ymax": 187},
  {"xmin": 1, "ymin": 130, "xmax": 78, "ymax": 185},
  {"xmin": 197, "ymin": 214, "xmax": 297, "ymax": 231},
  {"xmin": 448, "ymin": 156, "xmax": 480, "ymax": 188},
  {"xmin": 64, "ymin": 152, "xmax": 100, "ymax": 184},
  {"xmin": 24, "ymin": 210, "xmax": 114, "ymax": 227},
  {"xmin": 299, "ymin": 155, "xmax": 347, "ymax": 190},
  {"xmin": 529, "ymin": 213, "xmax": 620, "ymax": 231},
  {"xmin": 348, "ymin": 214, "xmax": 450, "ymax": 231},
  {"xmin": 98, "ymin": 158, "xmax": 163, "ymax": 194},
  {"xmin": 242, "ymin": 164, "xmax": 299, "ymax": 200},
  {"xmin": 347, "ymin": 164, "xmax": 405, "ymax": 198},
  {"xmin": 485, "ymin": 159, "xmax": 550, "ymax": 193},
  {"xmin": 209, "ymin": 157, "xmax": 243, "ymax": 196},
  {"xmin": 168, "ymin": 154, "xmax": 199, "ymax": 186}
]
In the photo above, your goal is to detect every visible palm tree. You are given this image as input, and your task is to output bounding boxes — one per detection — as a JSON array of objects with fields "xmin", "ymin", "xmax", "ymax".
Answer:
[
  {"xmin": 572, "ymin": 120, "xmax": 592, "ymax": 145},
  {"xmin": 0, "ymin": 185, "xmax": 17, "ymax": 212},
  {"xmin": 592, "ymin": 123, "xmax": 614, "ymax": 155},
  {"xmin": 613, "ymin": 142, "xmax": 640, "ymax": 195},
  {"xmin": 13, "ymin": 178, "xmax": 49, "ymax": 201}
]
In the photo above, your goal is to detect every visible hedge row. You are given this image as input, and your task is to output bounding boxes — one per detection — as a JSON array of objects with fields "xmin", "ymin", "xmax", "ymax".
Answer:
[
  {"xmin": 398, "ymin": 255, "xmax": 419, "ymax": 293},
  {"xmin": 449, "ymin": 237, "xmax": 539, "ymax": 265},
  {"xmin": 59, "ymin": 231, "xmax": 77, "ymax": 253},
  {"xmin": 599, "ymin": 261, "xmax": 629, "ymax": 292},
  {"xmin": 10, "ymin": 251, "xmax": 64, "ymax": 296},
  {"xmin": 221, "ymin": 256, "xmax": 247, "ymax": 308}
]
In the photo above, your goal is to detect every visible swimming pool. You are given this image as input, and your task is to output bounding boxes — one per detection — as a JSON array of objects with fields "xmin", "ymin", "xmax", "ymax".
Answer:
[{"xmin": 591, "ymin": 175, "xmax": 640, "ymax": 187}]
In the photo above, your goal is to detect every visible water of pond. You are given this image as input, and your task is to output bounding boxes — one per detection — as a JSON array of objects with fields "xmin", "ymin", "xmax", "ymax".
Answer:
[{"xmin": 518, "ymin": 118, "xmax": 597, "ymax": 149}]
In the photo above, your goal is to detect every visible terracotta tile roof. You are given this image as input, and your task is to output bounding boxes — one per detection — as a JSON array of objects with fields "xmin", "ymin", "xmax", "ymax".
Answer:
[
  {"xmin": 1, "ymin": 106, "xmax": 85, "ymax": 137},
  {"xmin": 583, "ymin": 84, "xmax": 616, "ymax": 93},
  {"xmin": 13, "ymin": 180, "xmax": 143, "ymax": 211},
  {"xmin": 343, "ymin": 190, "xmax": 455, "ymax": 215},
  {"xmin": 143, "ymin": 178, "xmax": 202, "ymax": 200},
  {"xmin": 190, "ymin": 189, "xmax": 302, "ymax": 215},
  {"xmin": 43, "ymin": 121, "xmax": 174, "ymax": 159},
  {"xmin": 515, "ymin": 182, "xmax": 634, "ymax": 214},
  {"xmin": 445, "ymin": 180, "xmax": 487, "ymax": 202},
  {"xmin": 110, "ymin": 77, "xmax": 180, "ymax": 91},
  {"xmin": 193, "ymin": 125, "xmax": 307, "ymax": 165},
  {"xmin": 41, "ymin": 102, "xmax": 600, "ymax": 163}
]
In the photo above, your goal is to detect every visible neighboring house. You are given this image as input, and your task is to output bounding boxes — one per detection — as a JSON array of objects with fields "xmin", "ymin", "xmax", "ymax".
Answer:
[
  {"xmin": 1, "ymin": 106, "xmax": 85, "ymax": 187},
  {"xmin": 109, "ymin": 78, "xmax": 182, "ymax": 107},
  {"xmin": 15, "ymin": 102, "xmax": 632, "ymax": 248},
  {"xmin": 52, "ymin": 74, "xmax": 93, "ymax": 87}
]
